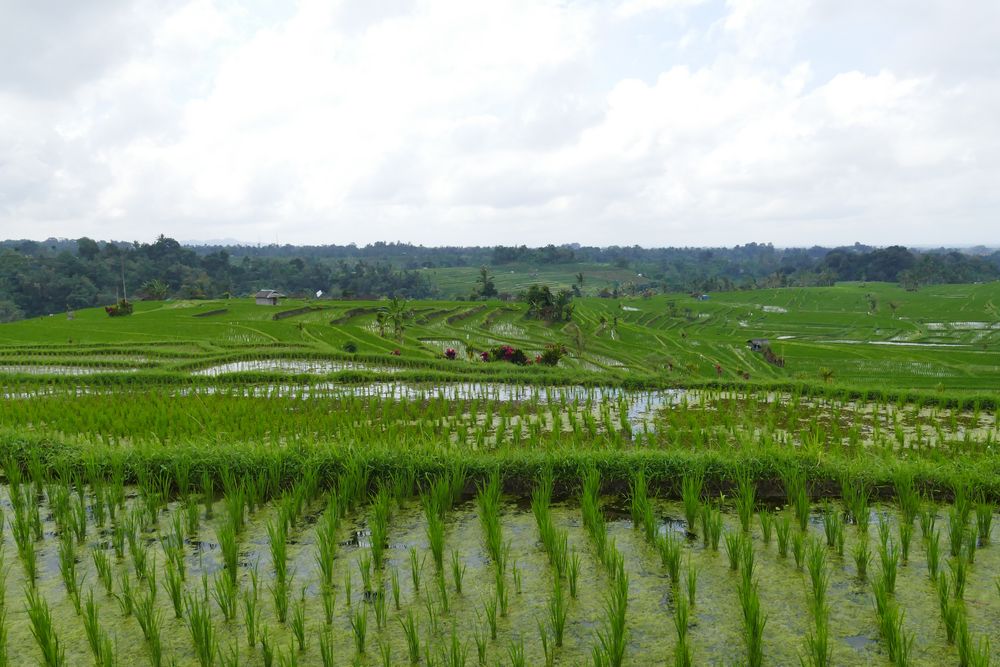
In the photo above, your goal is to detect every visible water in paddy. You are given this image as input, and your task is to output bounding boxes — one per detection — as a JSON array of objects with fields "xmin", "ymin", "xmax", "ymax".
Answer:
[{"xmin": 2, "ymin": 484, "xmax": 997, "ymax": 665}]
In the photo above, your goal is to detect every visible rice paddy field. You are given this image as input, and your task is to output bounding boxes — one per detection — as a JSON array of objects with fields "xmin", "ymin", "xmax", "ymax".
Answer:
[{"xmin": 0, "ymin": 282, "xmax": 999, "ymax": 665}]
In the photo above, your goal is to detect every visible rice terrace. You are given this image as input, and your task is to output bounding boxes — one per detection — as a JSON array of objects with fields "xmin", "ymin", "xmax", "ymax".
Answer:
[{"xmin": 0, "ymin": 278, "xmax": 999, "ymax": 667}]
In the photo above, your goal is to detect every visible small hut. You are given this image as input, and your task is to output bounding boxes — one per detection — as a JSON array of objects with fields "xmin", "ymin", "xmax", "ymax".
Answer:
[
  {"xmin": 254, "ymin": 290, "xmax": 284, "ymax": 306},
  {"xmin": 746, "ymin": 338, "xmax": 770, "ymax": 352}
]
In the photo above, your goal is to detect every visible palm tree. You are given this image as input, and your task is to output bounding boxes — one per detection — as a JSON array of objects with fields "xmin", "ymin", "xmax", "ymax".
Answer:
[{"xmin": 380, "ymin": 296, "xmax": 410, "ymax": 342}]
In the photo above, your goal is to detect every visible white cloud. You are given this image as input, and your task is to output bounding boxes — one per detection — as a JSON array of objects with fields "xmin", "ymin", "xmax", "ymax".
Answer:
[{"xmin": 0, "ymin": 0, "xmax": 998, "ymax": 246}]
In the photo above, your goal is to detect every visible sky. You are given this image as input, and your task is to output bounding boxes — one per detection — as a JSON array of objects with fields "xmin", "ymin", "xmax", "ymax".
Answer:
[{"xmin": 1, "ymin": 0, "xmax": 998, "ymax": 248}]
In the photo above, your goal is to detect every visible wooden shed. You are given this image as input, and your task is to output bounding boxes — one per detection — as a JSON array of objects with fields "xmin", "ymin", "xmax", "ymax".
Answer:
[{"xmin": 254, "ymin": 290, "xmax": 284, "ymax": 306}]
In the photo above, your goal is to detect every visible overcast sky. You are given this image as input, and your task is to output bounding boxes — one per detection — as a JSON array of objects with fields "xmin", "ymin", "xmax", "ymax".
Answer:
[{"xmin": 1, "ymin": 0, "xmax": 998, "ymax": 247}]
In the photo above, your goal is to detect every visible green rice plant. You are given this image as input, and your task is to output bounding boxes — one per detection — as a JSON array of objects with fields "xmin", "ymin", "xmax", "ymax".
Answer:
[
  {"xmin": 792, "ymin": 530, "xmax": 806, "ymax": 570},
  {"xmin": 735, "ymin": 474, "xmax": 756, "ymax": 532},
  {"xmin": 135, "ymin": 590, "xmax": 164, "ymax": 666},
  {"xmin": 483, "ymin": 595, "xmax": 498, "ymax": 640},
  {"xmin": 853, "ymin": 534, "xmax": 870, "ymax": 580},
  {"xmin": 290, "ymin": 597, "xmax": 306, "ymax": 651},
  {"xmin": 218, "ymin": 641, "xmax": 239, "ymax": 667},
  {"xmin": 949, "ymin": 556, "xmax": 967, "ymax": 600},
  {"xmin": 425, "ymin": 500, "xmax": 446, "ymax": 572},
  {"xmin": 506, "ymin": 636, "xmax": 526, "ymax": 667},
  {"xmin": 358, "ymin": 551, "xmax": 373, "ymax": 593},
  {"xmin": 724, "ymin": 531, "xmax": 743, "ymax": 571},
  {"xmin": 949, "ymin": 506, "xmax": 966, "ymax": 557},
  {"xmin": 242, "ymin": 573, "xmax": 260, "ymax": 646},
  {"xmin": 776, "ymin": 512, "xmax": 791, "ymax": 557},
  {"xmin": 806, "ymin": 539, "xmax": 828, "ymax": 614},
  {"xmin": 595, "ymin": 562, "xmax": 628, "ymax": 667},
  {"xmin": 956, "ymin": 617, "xmax": 990, "ymax": 667},
  {"xmin": 919, "ymin": 504, "xmax": 936, "ymax": 540},
  {"xmin": 344, "ymin": 569, "xmax": 352, "ymax": 607},
  {"xmin": 758, "ymin": 510, "xmax": 774, "ymax": 545},
  {"xmin": 681, "ymin": 468, "xmax": 703, "ymax": 533},
  {"xmin": 879, "ymin": 541, "xmax": 899, "ymax": 594},
  {"xmin": 782, "ymin": 467, "xmax": 810, "ymax": 531},
  {"xmin": 374, "ymin": 586, "xmax": 388, "ymax": 629},
  {"xmin": 926, "ymin": 528, "xmax": 941, "ymax": 579},
  {"xmin": 185, "ymin": 584, "xmax": 217, "ymax": 667},
  {"xmin": 116, "ymin": 570, "xmax": 134, "ymax": 617},
  {"xmin": 380, "ymin": 638, "xmax": 393, "ymax": 667},
  {"xmin": 320, "ymin": 584, "xmax": 335, "ymax": 625},
  {"xmin": 351, "ymin": 605, "xmax": 368, "ymax": 655},
  {"xmin": 737, "ymin": 567, "xmax": 766, "ymax": 667},
  {"xmin": 441, "ymin": 623, "xmax": 468, "ymax": 667},
  {"xmin": 314, "ymin": 498, "xmax": 339, "ymax": 589},
  {"xmin": 390, "ymin": 566, "xmax": 401, "ymax": 609},
  {"xmin": 261, "ymin": 627, "xmax": 274, "ymax": 667},
  {"xmin": 898, "ymin": 519, "xmax": 913, "ymax": 563},
  {"xmin": 267, "ymin": 519, "xmax": 288, "ymax": 586},
  {"xmin": 270, "ymin": 575, "xmax": 290, "ymax": 623},
  {"xmin": 877, "ymin": 513, "xmax": 891, "ymax": 548},
  {"xmin": 409, "ymin": 547, "xmax": 423, "ymax": 593},
  {"xmin": 842, "ymin": 475, "xmax": 870, "ymax": 532},
  {"xmin": 369, "ymin": 485, "xmax": 391, "ymax": 569},
  {"xmin": 568, "ymin": 548, "xmax": 580, "ymax": 598},
  {"xmin": 202, "ymin": 470, "xmax": 215, "ymax": 519},
  {"xmin": 450, "ymin": 550, "xmax": 466, "ymax": 594},
  {"xmin": 473, "ymin": 626, "xmax": 487, "ymax": 665},
  {"xmin": 657, "ymin": 530, "xmax": 681, "ymax": 583},
  {"xmin": 26, "ymin": 585, "xmax": 64, "ymax": 666},
  {"xmin": 893, "ymin": 469, "xmax": 920, "ymax": 524},
  {"xmin": 477, "ymin": 471, "xmax": 505, "ymax": 567},
  {"xmin": 218, "ymin": 522, "xmax": 238, "ymax": 584},
  {"xmin": 82, "ymin": 589, "xmax": 112, "ymax": 667},
  {"xmin": 436, "ymin": 568, "xmax": 450, "ymax": 614},
  {"xmin": 803, "ymin": 615, "xmax": 830, "ymax": 667},
  {"xmin": 400, "ymin": 609, "xmax": 421, "ymax": 664},
  {"xmin": 512, "ymin": 559, "xmax": 522, "ymax": 594},
  {"xmin": 699, "ymin": 505, "xmax": 711, "ymax": 547},
  {"xmin": 494, "ymin": 561, "xmax": 508, "ymax": 617},
  {"xmin": 319, "ymin": 632, "xmax": 333, "ymax": 667},
  {"xmin": 92, "ymin": 547, "xmax": 114, "ymax": 595},
  {"xmin": 548, "ymin": 573, "xmax": 567, "ymax": 647},
  {"xmin": 964, "ymin": 529, "xmax": 977, "ymax": 564},
  {"xmin": 974, "ymin": 497, "xmax": 993, "ymax": 544},
  {"xmin": 538, "ymin": 620, "xmax": 554, "ymax": 667},
  {"xmin": 161, "ymin": 557, "xmax": 184, "ymax": 618},
  {"xmin": 953, "ymin": 480, "xmax": 972, "ymax": 526},
  {"xmin": 939, "ymin": 583, "xmax": 959, "ymax": 645},
  {"xmin": 821, "ymin": 504, "xmax": 840, "ymax": 548},
  {"xmin": 212, "ymin": 570, "xmax": 238, "ymax": 621},
  {"xmin": 673, "ymin": 591, "xmax": 692, "ymax": 667},
  {"xmin": 111, "ymin": 519, "xmax": 125, "ymax": 560}
]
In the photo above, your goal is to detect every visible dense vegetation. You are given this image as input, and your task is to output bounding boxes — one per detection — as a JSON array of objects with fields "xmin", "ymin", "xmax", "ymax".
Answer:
[{"xmin": 2, "ymin": 236, "xmax": 998, "ymax": 320}]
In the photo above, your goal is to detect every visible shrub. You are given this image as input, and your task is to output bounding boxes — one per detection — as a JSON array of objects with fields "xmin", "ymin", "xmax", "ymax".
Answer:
[
  {"xmin": 487, "ymin": 345, "xmax": 529, "ymax": 366},
  {"xmin": 104, "ymin": 299, "xmax": 134, "ymax": 317},
  {"xmin": 342, "ymin": 341, "xmax": 358, "ymax": 353},
  {"xmin": 536, "ymin": 344, "xmax": 566, "ymax": 367}
]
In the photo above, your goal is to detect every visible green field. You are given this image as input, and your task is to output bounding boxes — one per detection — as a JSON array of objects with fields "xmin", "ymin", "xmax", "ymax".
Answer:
[
  {"xmin": 0, "ymin": 283, "xmax": 998, "ymax": 666},
  {"xmin": 1, "ymin": 281, "xmax": 999, "ymax": 390}
]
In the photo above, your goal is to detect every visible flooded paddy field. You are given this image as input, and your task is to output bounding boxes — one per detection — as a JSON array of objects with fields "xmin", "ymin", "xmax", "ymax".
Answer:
[{"xmin": 0, "ymin": 472, "xmax": 996, "ymax": 666}]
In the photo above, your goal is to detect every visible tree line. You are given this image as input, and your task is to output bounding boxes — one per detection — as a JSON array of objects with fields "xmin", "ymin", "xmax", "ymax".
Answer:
[{"xmin": 1, "ymin": 236, "xmax": 997, "ymax": 321}]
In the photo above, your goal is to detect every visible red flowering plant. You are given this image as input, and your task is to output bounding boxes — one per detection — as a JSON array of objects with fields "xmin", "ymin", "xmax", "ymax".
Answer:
[
  {"xmin": 486, "ymin": 344, "xmax": 529, "ymax": 365},
  {"xmin": 444, "ymin": 348, "xmax": 457, "ymax": 360},
  {"xmin": 391, "ymin": 349, "xmax": 401, "ymax": 356}
]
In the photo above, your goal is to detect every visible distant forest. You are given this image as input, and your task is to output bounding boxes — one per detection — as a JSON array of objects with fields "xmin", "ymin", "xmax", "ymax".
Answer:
[{"xmin": 1, "ymin": 235, "xmax": 998, "ymax": 321}]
